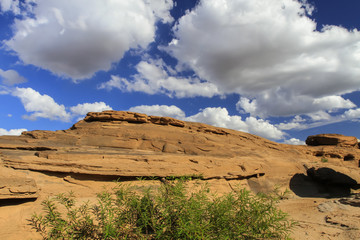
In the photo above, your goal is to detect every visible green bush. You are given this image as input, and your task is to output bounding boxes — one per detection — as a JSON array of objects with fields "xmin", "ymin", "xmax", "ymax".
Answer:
[
  {"xmin": 321, "ymin": 158, "xmax": 328, "ymax": 163},
  {"xmin": 30, "ymin": 180, "xmax": 296, "ymax": 239}
]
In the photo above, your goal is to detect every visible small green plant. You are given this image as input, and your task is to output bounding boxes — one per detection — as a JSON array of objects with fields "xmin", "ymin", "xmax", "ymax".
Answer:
[
  {"xmin": 321, "ymin": 158, "xmax": 328, "ymax": 163},
  {"xmin": 30, "ymin": 180, "xmax": 296, "ymax": 239},
  {"xmin": 272, "ymin": 185, "xmax": 292, "ymax": 200},
  {"xmin": 164, "ymin": 173, "xmax": 204, "ymax": 181}
]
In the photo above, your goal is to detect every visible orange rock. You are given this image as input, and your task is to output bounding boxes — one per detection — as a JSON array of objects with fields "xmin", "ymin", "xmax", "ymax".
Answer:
[
  {"xmin": 306, "ymin": 134, "xmax": 359, "ymax": 148},
  {"xmin": 0, "ymin": 110, "xmax": 360, "ymax": 239}
]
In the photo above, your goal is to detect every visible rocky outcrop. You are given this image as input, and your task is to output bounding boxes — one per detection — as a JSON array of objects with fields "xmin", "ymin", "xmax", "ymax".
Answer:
[
  {"xmin": 0, "ymin": 169, "xmax": 38, "ymax": 200},
  {"xmin": 83, "ymin": 111, "xmax": 186, "ymax": 127},
  {"xmin": 0, "ymin": 111, "xmax": 359, "ymax": 239},
  {"xmin": 306, "ymin": 134, "xmax": 359, "ymax": 148},
  {"xmin": 0, "ymin": 111, "xmax": 359, "ymax": 195}
]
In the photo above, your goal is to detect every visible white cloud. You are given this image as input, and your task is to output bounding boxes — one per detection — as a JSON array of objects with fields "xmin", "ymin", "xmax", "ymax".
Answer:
[
  {"xmin": 99, "ymin": 59, "xmax": 220, "ymax": 98},
  {"xmin": 165, "ymin": 0, "xmax": 360, "ymax": 117},
  {"xmin": 0, "ymin": 69, "xmax": 27, "ymax": 85},
  {"xmin": 11, "ymin": 87, "xmax": 71, "ymax": 121},
  {"xmin": 344, "ymin": 108, "xmax": 360, "ymax": 119},
  {"xmin": 70, "ymin": 102, "xmax": 112, "ymax": 116},
  {"xmin": 236, "ymin": 93, "xmax": 355, "ymax": 118},
  {"xmin": 0, "ymin": 85, "xmax": 11, "ymax": 95},
  {"xmin": 0, "ymin": 128, "xmax": 27, "ymax": 136},
  {"xmin": 277, "ymin": 115, "xmax": 307, "ymax": 130},
  {"xmin": 4, "ymin": 0, "xmax": 173, "ymax": 80},
  {"xmin": 244, "ymin": 116, "xmax": 285, "ymax": 140},
  {"xmin": 128, "ymin": 105, "xmax": 185, "ymax": 119},
  {"xmin": 186, "ymin": 107, "xmax": 246, "ymax": 130},
  {"xmin": 9, "ymin": 87, "xmax": 113, "ymax": 122},
  {"xmin": 186, "ymin": 107, "xmax": 284, "ymax": 140},
  {"xmin": 283, "ymin": 138, "xmax": 305, "ymax": 145},
  {"xmin": 306, "ymin": 111, "xmax": 331, "ymax": 121},
  {"xmin": 0, "ymin": 0, "xmax": 21, "ymax": 14},
  {"xmin": 126, "ymin": 105, "xmax": 284, "ymax": 140}
]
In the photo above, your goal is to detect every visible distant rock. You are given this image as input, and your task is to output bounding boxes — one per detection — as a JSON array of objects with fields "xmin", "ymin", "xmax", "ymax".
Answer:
[
  {"xmin": 84, "ymin": 110, "xmax": 186, "ymax": 127},
  {"xmin": 306, "ymin": 134, "xmax": 359, "ymax": 148}
]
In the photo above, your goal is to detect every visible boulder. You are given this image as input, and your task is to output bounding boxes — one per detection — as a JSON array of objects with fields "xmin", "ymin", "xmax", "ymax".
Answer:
[{"xmin": 306, "ymin": 134, "xmax": 358, "ymax": 148}]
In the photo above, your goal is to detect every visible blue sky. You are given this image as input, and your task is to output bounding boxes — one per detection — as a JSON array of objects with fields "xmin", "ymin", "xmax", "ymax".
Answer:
[{"xmin": 1, "ymin": 0, "xmax": 360, "ymax": 144}]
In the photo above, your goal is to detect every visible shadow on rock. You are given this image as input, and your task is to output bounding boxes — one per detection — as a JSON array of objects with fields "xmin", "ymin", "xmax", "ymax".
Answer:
[
  {"xmin": 0, "ymin": 198, "xmax": 37, "ymax": 207},
  {"xmin": 290, "ymin": 167, "xmax": 359, "ymax": 198}
]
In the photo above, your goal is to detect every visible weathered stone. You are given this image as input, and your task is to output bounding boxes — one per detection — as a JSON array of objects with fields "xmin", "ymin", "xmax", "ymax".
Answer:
[
  {"xmin": 0, "ymin": 110, "xmax": 360, "ymax": 239},
  {"xmin": 306, "ymin": 166, "xmax": 359, "ymax": 186},
  {"xmin": 149, "ymin": 116, "xmax": 185, "ymax": 127},
  {"xmin": 0, "ymin": 173, "xmax": 37, "ymax": 200},
  {"xmin": 339, "ymin": 195, "xmax": 360, "ymax": 207},
  {"xmin": 84, "ymin": 111, "xmax": 149, "ymax": 123},
  {"xmin": 306, "ymin": 134, "xmax": 358, "ymax": 148}
]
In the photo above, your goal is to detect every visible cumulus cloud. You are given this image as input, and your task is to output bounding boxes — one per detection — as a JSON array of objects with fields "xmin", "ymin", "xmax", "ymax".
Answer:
[
  {"xmin": 343, "ymin": 108, "xmax": 360, "ymax": 120},
  {"xmin": 306, "ymin": 111, "xmax": 332, "ymax": 121},
  {"xmin": 4, "ymin": 0, "xmax": 173, "ymax": 80},
  {"xmin": 0, "ymin": 128, "xmax": 27, "ymax": 136},
  {"xmin": 9, "ymin": 87, "xmax": 113, "ymax": 122},
  {"xmin": 277, "ymin": 115, "xmax": 307, "ymax": 130},
  {"xmin": 126, "ymin": 105, "xmax": 284, "ymax": 140},
  {"xmin": 70, "ymin": 102, "xmax": 112, "ymax": 116},
  {"xmin": 237, "ymin": 94, "xmax": 355, "ymax": 118},
  {"xmin": 0, "ymin": 69, "xmax": 27, "ymax": 85},
  {"xmin": 185, "ymin": 107, "xmax": 284, "ymax": 140},
  {"xmin": 99, "ymin": 59, "xmax": 220, "ymax": 98},
  {"xmin": 128, "ymin": 105, "xmax": 186, "ymax": 119},
  {"xmin": 0, "ymin": 0, "xmax": 21, "ymax": 14},
  {"xmin": 12, "ymin": 87, "xmax": 71, "ymax": 121},
  {"xmin": 283, "ymin": 138, "xmax": 305, "ymax": 145},
  {"xmin": 186, "ymin": 107, "xmax": 246, "ymax": 130},
  {"xmin": 165, "ymin": 0, "xmax": 360, "ymax": 117}
]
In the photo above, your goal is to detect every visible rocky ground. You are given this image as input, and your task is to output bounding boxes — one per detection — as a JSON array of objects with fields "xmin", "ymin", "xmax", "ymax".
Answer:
[{"xmin": 0, "ymin": 111, "xmax": 359, "ymax": 239}]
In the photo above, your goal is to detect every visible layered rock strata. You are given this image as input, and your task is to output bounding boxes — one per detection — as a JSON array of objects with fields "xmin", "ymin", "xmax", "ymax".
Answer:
[{"xmin": 0, "ymin": 110, "xmax": 359, "ymax": 239}]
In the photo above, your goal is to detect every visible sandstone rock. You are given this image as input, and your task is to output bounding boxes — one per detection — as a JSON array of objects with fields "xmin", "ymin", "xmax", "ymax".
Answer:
[
  {"xmin": 306, "ymin": 165, "xmax": 360, "ymax": 186},
  {"xmin": 0, "ymin": 169, "xmax": 37, "ymax": 200},
  {"xmin": 149, "ymin": 116, "xmax": 185, "ymax": 127},
  {"xmin": 306, "ymin": 134, "xmax": 358, "ymax": 148},
  {"xmin": 84, "ymin": 111, "xmax": 149, "ymax": 123},
  {"xmin": 0, "ymin": 110, "xmax": 360, "ymax": 239},
  {"xmin": 0, "ymin": 111, "xmax": 359, "ymax": 186},
  {"xmin": 339, "ymin": 194, "xmax": 360, "ymax": 207}
]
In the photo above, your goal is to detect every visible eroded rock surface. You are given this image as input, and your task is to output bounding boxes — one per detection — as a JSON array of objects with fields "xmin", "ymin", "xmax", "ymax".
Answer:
[
  {"xmin": 306, "ymin": 134, "xmax": 359, "ymax": 148},
  {"xmin": 0, "ymin": 110, "xmax": 359, "ymax": 239},
  {"xmin": 0, "ymin": 168, "xmax": 37, "ymax": 200}
]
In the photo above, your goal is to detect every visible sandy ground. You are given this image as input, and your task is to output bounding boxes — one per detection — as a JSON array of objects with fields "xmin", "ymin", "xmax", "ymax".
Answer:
[
  {"xmin": 279, "ymin": 197, "xmax": 360, "ymax": 240},
  {"xmin": 1, "ymin": 173, "xmax": 359, "ymax": 240}
]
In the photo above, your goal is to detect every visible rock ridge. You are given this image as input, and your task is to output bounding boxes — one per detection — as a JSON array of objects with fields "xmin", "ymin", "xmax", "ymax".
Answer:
[{"xmin": 0, "ymin": 110, "xmax": 360, "ymax": 239}]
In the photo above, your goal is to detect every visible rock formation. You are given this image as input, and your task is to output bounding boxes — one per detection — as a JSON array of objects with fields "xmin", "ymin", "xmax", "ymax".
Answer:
[
  {"xmin": 306, "ymin": 134, "xmax": 359, "ymax": 148},
  {"xmin": 0, "ymin": 110, "xmax": 359, "ymax": 239}
]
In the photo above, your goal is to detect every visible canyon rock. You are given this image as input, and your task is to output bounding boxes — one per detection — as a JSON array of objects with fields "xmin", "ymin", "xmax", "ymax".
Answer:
[
  {"xmin": 0, "ymin": 110, "xmax": 359, "ymax": 239},
  {"xmin": 306, "ymin": 134, "xmax": 359, "ymax": 148}
]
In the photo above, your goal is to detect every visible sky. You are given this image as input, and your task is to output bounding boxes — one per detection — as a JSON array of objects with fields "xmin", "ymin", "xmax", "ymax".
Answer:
[{"xmin": 1, "ymin": 0, "xmax": 360, "ymax": 145}]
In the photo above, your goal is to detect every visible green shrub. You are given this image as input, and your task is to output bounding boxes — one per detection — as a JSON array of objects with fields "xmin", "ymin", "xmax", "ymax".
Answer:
[
  {"xmin": 30, "ymin": 180, "xmax": 296, "ymax": 239},
  {"xmin": 321, "ymin": 158, "xmax": 328, "ymax": 163}
]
